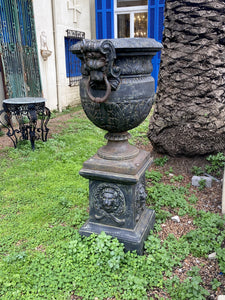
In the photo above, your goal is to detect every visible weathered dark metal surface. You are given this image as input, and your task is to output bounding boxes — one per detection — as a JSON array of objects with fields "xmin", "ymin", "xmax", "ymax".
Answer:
[
  {"xmin": 79, "ymin": 151, "xmax": 154, "ymax": 255},
  {"xmin": 0, "ymin": 97, "xmax": 50, "ymax": 149},
  {"xmin": 80, "ymin": 149, "xmax": 153, "ymax": 178},
  {"xmin": 72, "ymin": 38, "xmax": 162, "ymax": 254},
  {"xmin": 71, "ymin": 38, "xmax": 162, "ymax": 133}
]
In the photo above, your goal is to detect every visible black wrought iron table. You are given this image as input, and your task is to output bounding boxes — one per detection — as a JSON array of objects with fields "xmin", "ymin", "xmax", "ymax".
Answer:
[{"xmin": 0, "ymin": 97, "xmax": 51, "ymax": 150}]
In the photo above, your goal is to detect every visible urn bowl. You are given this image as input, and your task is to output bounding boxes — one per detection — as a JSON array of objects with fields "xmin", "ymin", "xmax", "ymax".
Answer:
[{"xmin": 71, "ymin": 38, "xmax": 162, "ymax": 134}]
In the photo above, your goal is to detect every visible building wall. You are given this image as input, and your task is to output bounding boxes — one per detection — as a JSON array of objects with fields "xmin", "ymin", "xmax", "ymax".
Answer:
[
  {"xmin": 33, "ymin": 0, "xmax": 92, "ymax": 111},
  {"xmin": 90, "ymin": 0, "xmax": 96, "ymax": 39},
  {"xmin": 32, "ymin": 0, "xmax": 57, "ymax": 110}
]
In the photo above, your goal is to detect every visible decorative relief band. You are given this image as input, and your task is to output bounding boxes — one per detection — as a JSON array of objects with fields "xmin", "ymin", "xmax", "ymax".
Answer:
[
  {"xmin": 92, "ymin": 183, "xmax": 125, "ymax": 225},
  {"xmin": 82, "ymin": 97, "xmax": 153, "ymax": 132}
]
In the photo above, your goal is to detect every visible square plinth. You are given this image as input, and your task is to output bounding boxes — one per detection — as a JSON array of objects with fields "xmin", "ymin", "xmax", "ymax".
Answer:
[{"xmin": 79, "ymin": 149, "xmax": 154, "ymax": 254}]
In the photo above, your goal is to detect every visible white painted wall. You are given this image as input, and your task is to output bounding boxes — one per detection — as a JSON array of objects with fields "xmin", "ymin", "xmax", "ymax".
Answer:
[
  {"xmin": 33, "ymin": 0, "xmax": 92, "ymax": 111},
  {"xmin": 33, "ymin": 0, "xmax": 58, "ymax": 110}
]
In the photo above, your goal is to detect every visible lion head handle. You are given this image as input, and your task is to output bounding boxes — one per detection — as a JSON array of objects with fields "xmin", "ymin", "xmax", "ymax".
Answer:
[{"xmin": 80, "ymin": 40, "xmax": 121, "ymax": 103}]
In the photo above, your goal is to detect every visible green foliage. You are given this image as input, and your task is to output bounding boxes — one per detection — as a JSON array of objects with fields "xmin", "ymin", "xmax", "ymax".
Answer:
[
  {"xmin": 198, "ymin": 178, "xmax": 206, "ymax": 191},
  {"xmin": 216, "ymin": 248, "xmax": 225, "ymax": 273},
  {"xmin": 206, "ymin": 152, "xmax": 225, "ymax": 168},
  {"xmin": 191, "ymin": 152, "xmax": 225, "ymax": 177},
  {"xmin": 0, "ymin": 232, "xmax": 191, "ymax": 300},
  {"xmin": 147, "ymin": 183, "xmax": 196, "ymax": 217},
  {"xmin": 191, "ymin": 166, "xmax": 204, "ymax": 176},
  {"xmin": 0, "ymin": 113, "xmax": 179, "ymax": 299},
  {"xmin": 205, "ymin": 152, "xmax": 225, "ymax": 176},
  {"xmin": 154, "ymin": 209, "xmax": 172, "ymax": 225},
  {"xmin": 169, "ymin": 167, "xmax": 174, "ymax": 173},
  {"xmin": 184, "ymin": 211, "xmax": 225, "ymax": 257},
  {"xmin": 166, "ymin": 267, "xmax": 210, "ymax": 299},
  {"xmin": 88, "ymin": 232, "xmax": 125, "ymax": 270},
  {"xmin": 165, "ymin": 167, "xmax": 174, "ymax": 176},
  {"xmin": 154, "ymin": 156, "xmax": 169, "ymax": 167},
  {"xmin": 145, "ymin": 170, "xmax": 163, "ymax": 183},
  {"xmin": 170, "ymin": 175, "xmax": 184, "ymax": 183},
  {"xmin": 188, "ymin": 194, "xmax": 198, "ymax": 204},
  {"xmin": 0, "ymin": 114, "xmax": 104, "ymax": 255},
  {"xmin": 0, "ymin": 130, "xmax": 4, "ymax": 137},
  {"xmin": 0, "ymin": 233, "xmax": 127, "ymax": 299},
  {"xmin": 210, "ymin": 278, "xmax": 221, "ymax": 290},
  {"xmin": 1, "ymin": 108, "xmax": 225, "ymax": 299},
  {"xmin": 144, "ymin": 234, "xmax": 189, "ymax": 280}
]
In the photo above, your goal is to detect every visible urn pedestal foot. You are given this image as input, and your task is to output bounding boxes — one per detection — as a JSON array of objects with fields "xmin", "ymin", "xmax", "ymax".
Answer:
[{"xmin": 79, "ymin": 149, "xmax": 155, "ymax": 254}]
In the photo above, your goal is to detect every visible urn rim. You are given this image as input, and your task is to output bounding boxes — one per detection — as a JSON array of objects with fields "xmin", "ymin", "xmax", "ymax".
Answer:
[{"xmin": 70, "ymin": 37, "xmax": 162, "ymax": 54}]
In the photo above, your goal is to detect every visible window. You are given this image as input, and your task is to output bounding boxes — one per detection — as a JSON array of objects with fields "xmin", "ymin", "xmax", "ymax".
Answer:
[
  {"xmin": 64, "ymin": 30, "xmax": 85, "ymax": 86},
  {"xmin": 95, "ymin": 0, "xmax": 165, "ymax": 90},
  {"xmin": 134, "ymin": 12, "xmax": 147, "ymax": 37},
  {"xmin": 114, "ymin": 0, "xmax": 148, "ymax": 38},
  {"xmin": 117, "ymin": 0, "xmax": 147, "ymax": 7},
  {"xmin": 65, "ymin": 37, "xmax": 81, "ymax": 78},
  {"xmin": 117, "ymin": 14, "xmax": 130, "ymax": 38}
]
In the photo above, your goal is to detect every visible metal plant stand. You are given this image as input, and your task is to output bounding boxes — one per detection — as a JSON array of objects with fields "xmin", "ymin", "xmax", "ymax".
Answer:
[
  {"xmin": 71, "ymin": 38, "xmax": 162, "ymax": 254},
  {"xmin": 0, "ymin": 97, "xmax": 50, "ymax": 150}
]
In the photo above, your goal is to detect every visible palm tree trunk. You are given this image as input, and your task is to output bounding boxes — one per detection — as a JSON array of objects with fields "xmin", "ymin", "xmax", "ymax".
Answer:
[{"xmin": 148, "ymin": 0, "xmax": 225, "ymax": 156}]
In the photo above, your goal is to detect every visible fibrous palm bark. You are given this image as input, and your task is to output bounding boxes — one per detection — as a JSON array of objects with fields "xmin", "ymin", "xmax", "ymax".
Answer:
[{"xmin": 148, "ymin": 0, "xmax": 225, "ymax": 156}]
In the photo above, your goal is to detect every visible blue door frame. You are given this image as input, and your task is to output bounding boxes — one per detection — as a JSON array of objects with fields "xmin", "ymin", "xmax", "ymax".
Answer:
[
  {"xmin": 148, "ymin": 0, "xmax": 165, "ymax": 89},
  {"xmin": 95, "ymin": 0, "xmax": 165, "ymax": 90}
]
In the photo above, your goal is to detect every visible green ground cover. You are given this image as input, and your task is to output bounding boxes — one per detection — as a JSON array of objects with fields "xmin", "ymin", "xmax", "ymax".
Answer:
[{"xmin": 0, "ymin": 108, "xmax": 225, "ymax": 299}]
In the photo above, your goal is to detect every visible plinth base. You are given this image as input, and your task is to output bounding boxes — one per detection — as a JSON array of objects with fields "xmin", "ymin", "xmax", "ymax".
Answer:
[
  {"xmin": 79, "ymin": 148, "xmax": 154, "ymax": 255},
  {"xmin": 79, "ymin": 208, "xmax": 155, "ymax": 255}
]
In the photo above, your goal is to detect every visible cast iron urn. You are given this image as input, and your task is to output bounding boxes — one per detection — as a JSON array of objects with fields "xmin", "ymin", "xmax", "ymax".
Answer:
[{"xmin": 71, "ymin": 38, "xmax": 162, "ymax": 254}]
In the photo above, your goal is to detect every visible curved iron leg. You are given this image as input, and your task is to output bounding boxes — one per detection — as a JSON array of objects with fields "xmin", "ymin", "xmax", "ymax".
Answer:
[
  {"xmin": 29, "ymin": 124, "xmax": 36, "ymax": 150},
  {"xmin": 0, "ymin": 109, "xmax": 18, "ymax": 148},
  {"xmin": 41, "ymin": 106, "xmax": 51, "ymax": 142}
]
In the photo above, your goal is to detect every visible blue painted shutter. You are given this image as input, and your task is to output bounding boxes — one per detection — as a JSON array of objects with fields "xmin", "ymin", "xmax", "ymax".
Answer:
[
  {"xmin": 148, "ymin": 0, "xmax": 165, "ymax": 90},
  {"xmin": 95, "ymin": 0, "xmax": 114, "ymax": 39},
  {"xmin": 64, "ymin": 37, "xmax": 82, "ymax": 78}
]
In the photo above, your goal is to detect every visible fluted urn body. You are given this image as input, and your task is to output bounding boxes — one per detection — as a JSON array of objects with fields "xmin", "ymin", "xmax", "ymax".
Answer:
[{"xmin": 71, "ymin": 38, "xmax": 162, "ymax": 254}]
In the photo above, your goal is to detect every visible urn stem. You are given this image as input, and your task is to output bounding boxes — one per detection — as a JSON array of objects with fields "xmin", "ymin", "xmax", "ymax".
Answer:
[{"xmin": 97, "ymin": 131, "xmax": 139, "ymax": 160}]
